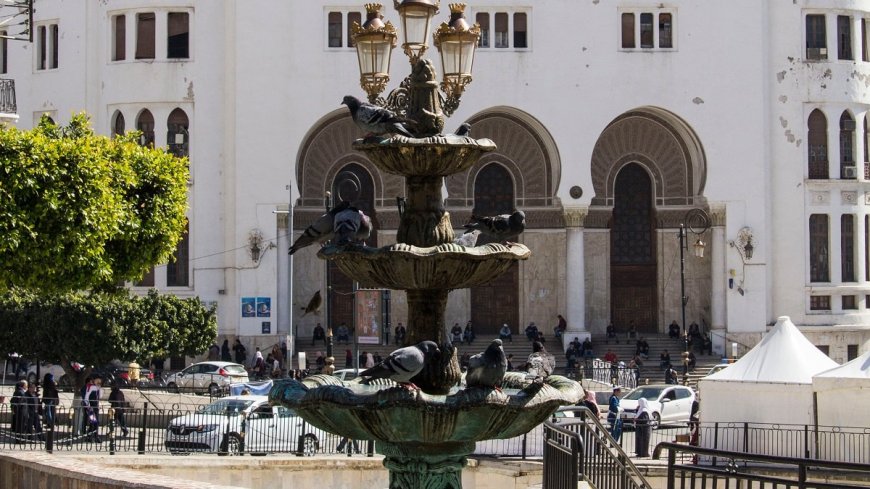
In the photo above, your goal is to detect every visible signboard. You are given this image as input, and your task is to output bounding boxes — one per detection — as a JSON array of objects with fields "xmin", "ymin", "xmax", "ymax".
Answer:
[{"xmin": 355, "ymin": 289, "xmax": 382, "ymax": 345}]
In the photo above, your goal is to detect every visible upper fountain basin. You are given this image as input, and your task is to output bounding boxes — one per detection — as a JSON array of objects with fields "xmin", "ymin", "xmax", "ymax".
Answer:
[{"xmin": 352, "ymin": 134, "xmax": 497, "ymax": 176}]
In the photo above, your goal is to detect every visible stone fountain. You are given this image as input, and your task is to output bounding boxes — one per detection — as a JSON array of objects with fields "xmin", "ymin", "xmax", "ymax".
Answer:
[{"xmin": 271, "ymin": 4, "xmax": 582, "ymax": 488}]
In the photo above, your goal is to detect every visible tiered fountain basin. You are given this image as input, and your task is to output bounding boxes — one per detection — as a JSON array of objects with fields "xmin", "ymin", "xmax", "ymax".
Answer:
[
  {"xmin": 353, "ymin": 135, "xmax": 497, "ymax": 176},
  {"xmin": 269, "ymin": 372, "xmax": 584, "ymax": 449},
  {"xmin": 318, "ymin": 242, "xmax": 530, "ymax": 290}
]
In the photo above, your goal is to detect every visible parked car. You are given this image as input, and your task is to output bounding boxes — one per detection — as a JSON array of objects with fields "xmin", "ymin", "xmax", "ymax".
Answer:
[
  {"xmin": 164, "ymin": 361, "xmax": 249, "ymax": 396},
  {"xmin": 26, "ymin": 361, "xmax": 81, "ymax": 389},
  {"xmin": 619, "ymin": 384, "xmax": 696, "ymax": 428},
  {"xmin": 92, "ymin": 364, "xmax": 156, "ymax": 388},
  {"xmin": 164, "ymin": 395, "xmax": 329, "ymax": 455}
]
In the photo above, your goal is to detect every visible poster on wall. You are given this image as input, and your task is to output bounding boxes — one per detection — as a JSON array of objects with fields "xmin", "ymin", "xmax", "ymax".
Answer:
[
  {"xmin": 256, "ymin": 297, "xmax": 271, "ymax": 317},
  {"xmin": 241, "ymin": 297, "xmax": 256, "ymax": 317},
  {"xmin": 356, "ymin": 290, "xmax": 381, "ymax": 345}
]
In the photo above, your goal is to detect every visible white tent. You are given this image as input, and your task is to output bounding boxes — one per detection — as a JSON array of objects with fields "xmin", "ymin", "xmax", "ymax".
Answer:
[
  {"xmin": 697, "ymin": 316, "xmax": 838, "ymax": 457},
  {"xmin": 811, "ymin": 350, "xmax": 870, "ymax": 462}
]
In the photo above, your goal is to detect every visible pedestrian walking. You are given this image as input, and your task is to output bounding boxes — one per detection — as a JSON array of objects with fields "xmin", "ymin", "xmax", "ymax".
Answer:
[
  {"xmin": 42, "ymin": 373, "xmax": 59, "ymax": 429},
  {"xmin": 108, "ymin": 385, "xmax": 130, "ymax": 437},
  {"xmin": 607, "ymin": 386, "xmax": 623, "ymax": 443}
]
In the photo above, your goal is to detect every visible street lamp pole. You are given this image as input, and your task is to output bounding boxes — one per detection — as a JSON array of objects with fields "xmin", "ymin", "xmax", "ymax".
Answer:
[{"xmin": 677, "ymin": 209, "xmax": 710, "ymax": 382}]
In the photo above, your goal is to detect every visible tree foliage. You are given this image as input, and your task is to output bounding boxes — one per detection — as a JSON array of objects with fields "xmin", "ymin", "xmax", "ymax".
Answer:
[
  {"xmin": 0, "ymin": 114, "xmax": 189, "ymax": 292},
  {"xmin": 0, "ymin": 288, "xmax": 216, "ymax": 379}
]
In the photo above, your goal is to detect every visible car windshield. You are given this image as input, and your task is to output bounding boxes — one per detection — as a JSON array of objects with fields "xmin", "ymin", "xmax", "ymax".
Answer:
[
  {"xmin": 222, "ymin": 364, "xmax": 247, "ymax": 375},
  {"xmin": 624, "ymin": 387, "xmax": 665, "ymax": 400},
  {"xmin": 199, "ymin": 399, "xmax": 256, "ymax": 415}
]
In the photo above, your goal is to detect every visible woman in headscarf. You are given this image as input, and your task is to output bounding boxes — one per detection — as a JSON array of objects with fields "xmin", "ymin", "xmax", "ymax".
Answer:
[
  {"xmin": 634, "ymin": 397, "xmax": 653, "ymax": 457},
  {"xmin": 42, "ymin": 373, "xmax": 59, "ymax": 429},
  {"xmin": 252, "ymin": 349, "xmax": 265, "ymax": 380},
  {"xmin": 581, "ymin": 389, "xmax": 600, "ymax": 420}
]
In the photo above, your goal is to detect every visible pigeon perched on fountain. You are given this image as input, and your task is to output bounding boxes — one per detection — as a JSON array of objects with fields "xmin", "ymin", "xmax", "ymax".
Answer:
[
  {"xmin": 342, "ymin": 95, "xmax": 414, "ymax": 138},
  {"xmin": 465, "ymin": 339, "xmax": 507, "ymax": 389},
  {"xmin": 360, "ymin": 341, "xmax": 441, "ymax": 388},
  {"xmin": 334, "ymin": 208, "xmax": 372, "ymax": 245},
  {"xmin": 463, "ymin": 210, "xmax": 526, "ymax": 241},
  {"xmin": 288, "ymin": 200, "xmax": 352, "ymax": 255},
  {"xmin": 300, "ymin": 290, "xmax": 322, "ymax": 317},
  {"xmin": 452, "ymin": 229, "xmax": 480, "ymax": 247}
]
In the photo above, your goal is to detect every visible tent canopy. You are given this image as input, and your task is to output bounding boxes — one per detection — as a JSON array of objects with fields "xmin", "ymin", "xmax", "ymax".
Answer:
[
  {"xmin": 814, "ymin": 349, "xmax": 870, "ymax": 379},
  {"xmin": 705, "ymin": 316, "xmax": 838, "ymax": 384}
]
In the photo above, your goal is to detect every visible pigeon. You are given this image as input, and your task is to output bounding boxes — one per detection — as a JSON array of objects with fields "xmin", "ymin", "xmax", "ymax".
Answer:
[
  {"xmin": 359, "ymin": 341, "xmax": 441, "ymax": 386},
  {"xmin": 300, "ymin": 290, "xmax": 322, "ymax": 317},
  {"xmin": 463, "ymin": 210, "xmax": 526, "ymax": 241},
  {"xmin": 453, "ymin": 229, "xmax": 480, "ymax": 247},
  {"xmin": 289, "ymin": 200, "xmax": 352, "ymax": 255},
  {"xmin": 465, "ymin": 339, "xmax": 507, "ymax": 389},
  {"xmin": 454, "ymin": 122, "xmax": 471, "ymax": 137},
  {"xmin": 334, "ymin": 208, "xmax": 372, "ymax": 245},
  {"xmin": 342, "ymin": 95, "xmax": 414, "ymax": 138}
]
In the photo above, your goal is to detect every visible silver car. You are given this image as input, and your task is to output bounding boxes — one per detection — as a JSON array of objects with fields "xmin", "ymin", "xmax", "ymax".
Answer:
[
  {"xmin": 619, "ymin": 384, "xmax": 696, "ymax": 428},
  {"xmin": 165, "ymin": 395, "xmax": 329, "ymax": 455},
  {"xmin": 164, "ymin": 361, "xmax": 248, "ymax": 396}
]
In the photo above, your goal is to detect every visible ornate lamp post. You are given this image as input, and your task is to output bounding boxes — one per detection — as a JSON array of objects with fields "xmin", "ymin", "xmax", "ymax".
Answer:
[{"xmin": 678, "ymin": 209, "xmax": 710, "ymax": 379}]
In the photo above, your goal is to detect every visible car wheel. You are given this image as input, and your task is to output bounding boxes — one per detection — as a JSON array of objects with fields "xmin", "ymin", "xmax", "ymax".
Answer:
[
  {"xmin": 208, "ymin": 383, "xmax": 221, "ymax": 397},
  {"xmin": 303, "ymin": 434, "xmax": 319, "ymax": 456},
  {"xmin": 651, "ymin": 412, "xmax": 661, "ymax": 429},
  {"xmin": 219, "ymin": 433, "xmax": 243, "ymax": 455},
  {"xmin": 167, "ymin": 382, "xmax": 179, "ymax": 393}
]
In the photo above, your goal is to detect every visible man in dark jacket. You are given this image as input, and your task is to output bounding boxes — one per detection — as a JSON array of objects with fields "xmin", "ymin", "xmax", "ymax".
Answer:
[{"xmin": 10, "ymin": 380, "xmax": 29, "ymax": 435}]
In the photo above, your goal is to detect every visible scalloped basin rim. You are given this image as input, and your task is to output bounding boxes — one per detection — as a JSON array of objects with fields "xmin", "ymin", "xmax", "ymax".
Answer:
[
  {"xmin": 352, "ymin": 135, "xmax": 497, "ymax": 149},
  {"xmin": 319, "ymin": 241, "xmax": 531, "ymax": 259}
]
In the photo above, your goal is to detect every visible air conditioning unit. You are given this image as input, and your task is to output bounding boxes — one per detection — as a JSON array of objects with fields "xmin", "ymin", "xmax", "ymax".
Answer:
[
  {"xmin": 807, "ymin": 47, "xmax": 828, "ymax": 60},
  {"xmin": 842, "ymin": 166, "xmax": 858, "ymax": 179}
]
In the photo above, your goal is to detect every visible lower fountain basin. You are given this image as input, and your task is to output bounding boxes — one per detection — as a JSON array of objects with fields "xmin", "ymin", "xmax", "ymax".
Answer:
[
  {"xmin": 318, "ymin": 242, "xmax": 531, "ymax": 290},
  {"xmin": 269, "ymin": 372, "xmax": 583, "ymax": 445}
]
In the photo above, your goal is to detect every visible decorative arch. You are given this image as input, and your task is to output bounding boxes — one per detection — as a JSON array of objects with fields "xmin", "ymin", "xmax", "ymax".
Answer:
[
  {"xmin": 136, "ymin": 109, "xmax": 155, "ymax": 147},
  {"xmin": 295, "ymin": 109, "xmax": 404, "ymax": 227},
  {"xmin": 111, "ymin": 110, "xmax": 125, "ymax": 137},
  {"xmin": 444, "ymin": 106, "xmax": 563, "ymax": 228},
  {"xmin": 167, "ymin": 108, "xmax": 189, "ymax": 157},
  {"xmin": 590, "ymin": 106, "xmax": 706, "ymax": 209},
  {"xmin": 808, "ymin": 109, "xmax": 828, "ymax": 179}
]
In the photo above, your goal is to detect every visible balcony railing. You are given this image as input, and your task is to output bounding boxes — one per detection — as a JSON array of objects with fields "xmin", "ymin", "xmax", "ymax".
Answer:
[{"xmin": 0, "ymin": 79, "xmax": 17, "ymax": 116}]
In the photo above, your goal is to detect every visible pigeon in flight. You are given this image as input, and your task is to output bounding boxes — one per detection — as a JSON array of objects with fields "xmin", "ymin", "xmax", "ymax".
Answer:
[
  {"xmin": 334, "ymin": 208, "xmax": 372, "ymax": 245},
  {"xmin": 289, "ymin": 200, "xmax": 352, "ymax": 255},
  {"xmin": 465, "ymin": 339, "xmax": 508, "ymax": 389},
  {"xmin": 300, "ymin": 290, "xmax": 322, "ymax": 317},
  {"xmin": 360, "ymin": 341, "xmax": 441, "ymax": 386},
  {"xmin": 342, "ymin": 95, "xmax": 414, "ymax": 138},
  {"xmin": 453, "ymin": 229, "xmax": 480, "ymax": 247},
  {"xmin": 454, "ymin": 122, "xmax": 471, "ymax": 137},
  {"xmin": 463, "ymin": 210, "xmax": 526, "ymax": 241}
]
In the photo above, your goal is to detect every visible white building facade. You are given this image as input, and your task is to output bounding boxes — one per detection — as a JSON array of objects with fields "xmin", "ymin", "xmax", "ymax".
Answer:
[{"xmin": 4, "ymin": 0, "xmax": 870, "ymax": 364}]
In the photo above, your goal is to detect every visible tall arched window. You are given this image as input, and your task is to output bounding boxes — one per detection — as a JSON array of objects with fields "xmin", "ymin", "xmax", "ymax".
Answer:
[
  {"xmin": 840, "ymin": 111, "xmax": 856, "ymax": 179},
  {"xmin": 470, "ymin": 163, "xmax": 518, "ymax": 334},
  {"xmin": 111, "ymin": 110, "xmax": 125, "ymax": 138},
  {"xmin": 864, "ymin": 116, "xmax": 869, "ymax": 179},
  {"xmin": 167, "ymin": 108, "xmax": 189, "ymax": 157},
  {"xmin": 842, "ymin": 214, "xmax": 855, "ymax": 282},
  {"xmin": 167, "ymin": 221, "xmax": 189, "ymax": 287},
  {"xmin": 808, "ymin": 109, "xmax": 828, "ymax": 179},
  {"xmin": 137, "ymin": 109, "xmax": 155, "ymax": 147},
  {"xmin": 810, "ymin": 214, "xmax": 830, "ymax": 282}
]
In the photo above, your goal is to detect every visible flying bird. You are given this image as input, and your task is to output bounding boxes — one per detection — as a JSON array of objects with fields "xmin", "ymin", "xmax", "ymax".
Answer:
[
  {"xmin": 465, "ymin": 339, "xmax": 508, "ymax": 389},
  {"xmin": 452, "ymin": 229, "xmax": 480, "ymax": 247},
  {"xmin": 454, "ymin": 122, "xmax": 471, "ymax": 137},
  {"xmin": 342, "ymin": 95, "xmax": 414, "ymax": 138},
  {"xmin": 288, "ymin": 200, "xmax": 352, "ymax": 255},
  {"xmin": 463, "ymin": 210, "xmax": 526, "ymax": 241},
  {"xmin": 300, "ymin": 290, "xmax": 322, "ymax": 317},
  {"xmin": 359, "ymin": 341, "xmax": 441, "ymax": 387},
  {"xmin": 334, "ymin": 208, "xmax": 372, "ymax": 245}
]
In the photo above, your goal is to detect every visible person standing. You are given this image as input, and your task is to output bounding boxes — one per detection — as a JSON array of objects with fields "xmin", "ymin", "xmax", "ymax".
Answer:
[
  {"xmin": 42, "ymin": 373, "xmax": 59, "ymax": 430},
  {"xmin": 10, "ymin": 380, "xmax": 28, "ymax": 436},
  {"xmin": 607, "ymin": 386, "xmax": 622, "ymax": 442},
  {"xmin": 221, "ymin": 339, "xmax": 232, "ymax": 362},
  {"xmin": 208, "ymin": 342, "xmax": 220, "ymax": 361},
  {"xmin": 394, "ymin": 322, "xmax": 407, "ymax": 346},
  {"xmin": 634, "ymin": 398, "xmax": 653, "ymax": 457},
  {"xmin": 581, "ymin": 390, "xmax": 600, "ymax": 419},
  {"xmin": 232, "ymin": 339, "xmax": 247, "ymax": 365},
  {"xmin": 108, "ymin": 385, "xmax": 130, "ymax": 437},
  {"xmin": 345, "ymin": 349, "xmax": 353, "ymax": 368},
  {"xmin": 24, "ymin": 382, "xmax": 42, "ymax": 436},
  {"xmin": 84, "ymin": 377, "xmax": 103, "ymax": 443}
]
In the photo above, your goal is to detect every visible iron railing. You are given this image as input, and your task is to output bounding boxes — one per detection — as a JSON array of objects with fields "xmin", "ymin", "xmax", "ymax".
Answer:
[
  {"xmin": 653, "ymin": 442, "xmax": 870, "ymax": 489},
  {"xmin": 0, "ymin": 79, "xmax": 16, "ymax": 115}
]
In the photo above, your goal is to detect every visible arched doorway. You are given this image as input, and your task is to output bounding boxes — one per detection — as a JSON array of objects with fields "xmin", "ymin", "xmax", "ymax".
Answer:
[
  {"xmin": 470, "ymin": 163, "xmax": 519, "ymax": 335},
  {"xmin": 328, "ymin": 163, "xmax": 379, "ymax": 330},
  {"xmin": 610, "ymin": 163, "xmax": 657, "ymax": 333}
]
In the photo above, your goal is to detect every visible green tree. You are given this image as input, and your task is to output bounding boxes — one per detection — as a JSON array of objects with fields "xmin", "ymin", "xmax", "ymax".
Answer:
[
  {"xmin": 0, "ymin": 114, "xmax": 189, "ymax": 292},
  {"xmin": 0, "ymin": 288, "xmax": 216, "ymax": 390}
]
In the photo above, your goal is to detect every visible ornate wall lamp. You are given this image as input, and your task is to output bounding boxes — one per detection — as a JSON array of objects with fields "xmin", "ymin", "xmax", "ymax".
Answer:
[
  {"xmin": 729, "ymin": 227, "xmax": 754, "ymax": 296},
  {"xmin": 248, "ymin": 229, "xmax": 275, "ymax": 263},
  {"xmin": 351, "ymin": 2, "xmax": 480, "ymax": 124}
]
